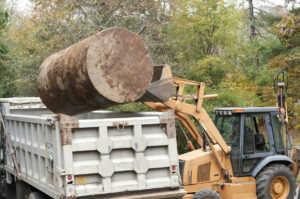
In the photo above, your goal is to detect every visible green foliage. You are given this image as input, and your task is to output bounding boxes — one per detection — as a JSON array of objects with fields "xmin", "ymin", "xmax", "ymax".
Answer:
[
  {"xmin": 239, "ymin": 35, "xmax": 284, "ymax": 76},
  {"xmin": 258, "ymin": 12, "xmax": 283, "ymax": 27},
  {"xmin": 167, "ymin": 0, "xmax": 253, "ymax": 122},
  {"xmin": 0, "ymin": 7, "xmax": 16, "ymax": 97},
  {"xmin": 255, "ymin": 36, "xmax": 286, "ymax": 65},
  {"xmin": 169, "ymin": 0, "xmax": 244, "ymax": 69},
  {"xmin": 273, "ymin": 14, "xmax": 300, "ymax": 48},
  {"xmin": 291, "ymin": 7, "xmax": 300, "ymax": 15},
  {"xmin": 167, "ymin": 0, "xmax": 269, "ymax": 126},
  {"xmin": 204, "ymin": 84, "xmax": 260, "ymax": 113},
  {"xmin": 189, "ymin": 55, "xmax": 227, "ymax": 86},
  {"xmin": 268, "ymin": 14, "xmax": 300, "ymax": 130}
]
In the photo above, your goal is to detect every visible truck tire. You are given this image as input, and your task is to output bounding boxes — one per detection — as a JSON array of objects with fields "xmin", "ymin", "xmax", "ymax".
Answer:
[
  {"xmin": 0, "ymin": 174, "xmax": 6, "ymax": 198},
  {"xmin": 256, "ymin": 164, "xmax": 296, "ymax": 199},
  {"xmin": 28, "ymin": 192, "xmax": 46, "ymax": 199},
  {"xmin": 4, "ymin": 181, "xmax": 16, "ymax": 199},
  {"xmin": 16, "ymin": 180, "xmax": 31, "ymax": 199},
  {"xmin": 193, "ymin": 189, "xmax": 221, "ymax": 199}
]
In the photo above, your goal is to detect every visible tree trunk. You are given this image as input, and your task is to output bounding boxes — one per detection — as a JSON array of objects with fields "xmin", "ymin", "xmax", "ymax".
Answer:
[
  {"xmin": 248, "ymin": 0, "xmax": 256, "ymax": 41},
  {"xmin": 37, "ymin": 28, "xmax": 154, "ymax": 115}
]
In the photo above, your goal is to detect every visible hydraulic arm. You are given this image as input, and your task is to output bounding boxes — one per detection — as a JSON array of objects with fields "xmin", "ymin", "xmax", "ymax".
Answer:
[
  {"xmin": 275, "ymin": 71, "xmax": 300, "ymax": 177},
  {"xmin": 143, "ymin": 77, "xmax": 232, "ymax": 179}
]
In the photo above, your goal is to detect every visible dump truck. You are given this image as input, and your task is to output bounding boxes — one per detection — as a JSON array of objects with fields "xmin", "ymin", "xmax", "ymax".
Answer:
[
  {"xmin": 0, "ymin": 28, "xmax": 185, "ymax": 198},
  {"xmin": 0, "ymin": 97, "xmax": 186, "ymax": 199}
]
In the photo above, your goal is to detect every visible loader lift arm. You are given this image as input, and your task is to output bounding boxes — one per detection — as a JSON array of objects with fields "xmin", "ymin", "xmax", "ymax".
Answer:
[{"xmin": 143, "ymin": 77, "xmax": 232, "ymax": 178}]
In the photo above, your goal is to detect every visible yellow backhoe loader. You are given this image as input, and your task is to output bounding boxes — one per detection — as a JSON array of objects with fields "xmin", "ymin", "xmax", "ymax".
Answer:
[{"xmin": 144, "ymin": 70, "xmax": 300, "ymax": 199}]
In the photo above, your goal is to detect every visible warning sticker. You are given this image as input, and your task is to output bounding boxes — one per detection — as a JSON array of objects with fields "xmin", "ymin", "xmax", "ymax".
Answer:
[{"xmin": 76, "ymin": 177, "xmax": 87, "ymax": 185}]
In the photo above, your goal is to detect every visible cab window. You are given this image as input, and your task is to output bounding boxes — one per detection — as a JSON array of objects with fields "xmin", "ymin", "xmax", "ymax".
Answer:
[
  {"xmin": 215, "ymin": 115, "xmax": 240, "ymax": 175},
  {"xmin": 243, "ymin": 115, "xmax": 270, "ymax": 153},
  {"xmin": 271, "ymin": 115, "xmax": 285, "ymax": 152},
  {"xmin": 215, "ymin": 116, "xmax": 240, "ymax": 146}
]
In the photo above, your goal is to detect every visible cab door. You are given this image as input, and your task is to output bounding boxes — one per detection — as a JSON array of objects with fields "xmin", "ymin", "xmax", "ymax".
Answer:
[{"xmin": 239, "ymin": 113, "xmax": 275, "ymax": 176}]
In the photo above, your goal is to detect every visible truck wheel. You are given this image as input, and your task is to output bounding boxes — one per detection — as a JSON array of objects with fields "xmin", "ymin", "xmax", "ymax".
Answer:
[
  {"xmin": 16, "ymin": 180, "xmax": 31, "ymax": 199},
  {"xmin": 28, "ymin": 192, "xmax": 46, "ymax": 199},
  {"xmin": 256, "ymin": 164, "xmax": 296, "ymax": 199},
  {"xmin": 4, "ymin": 181, "xmax": 16, "ymax": 199},
  {"xmin": 193, "ymin": 189, "xmax": 221, "ymax": 199},
  {"xmin": 0, "ymin": 175, "xmax": 6, "ymax": 198}
]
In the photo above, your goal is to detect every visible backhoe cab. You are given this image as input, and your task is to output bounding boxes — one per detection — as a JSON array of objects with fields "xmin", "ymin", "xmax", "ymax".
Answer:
[{"xmin": 214, "ymin": 107, "xmax": 293, "ymax": 178}]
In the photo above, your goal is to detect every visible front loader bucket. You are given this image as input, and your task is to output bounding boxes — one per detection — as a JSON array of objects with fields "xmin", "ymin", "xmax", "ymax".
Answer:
[{"xmin": 139, "ymin": 64, "xmax": 174, "ymax": 103}]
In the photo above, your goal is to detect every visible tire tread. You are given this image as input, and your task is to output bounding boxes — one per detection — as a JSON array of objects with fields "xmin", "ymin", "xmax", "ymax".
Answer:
[{"xmin": 256, "ymin": 163, "xmax": 296, "ymax": 199}]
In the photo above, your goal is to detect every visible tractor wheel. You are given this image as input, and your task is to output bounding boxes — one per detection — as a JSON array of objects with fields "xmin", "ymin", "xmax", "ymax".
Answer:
[
  {"xmin": 256, "ymin": 164, "xmax": 296, "ymax": 199},
  {"xmin": 193, "ymin": 189, "xmax": 221, "ymax": 199}
]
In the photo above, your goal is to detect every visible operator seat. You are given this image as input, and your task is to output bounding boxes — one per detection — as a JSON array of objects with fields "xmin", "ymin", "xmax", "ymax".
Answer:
[{"xmin": 254, "ymin": 134, "xmax": 266, "ymax": 151}]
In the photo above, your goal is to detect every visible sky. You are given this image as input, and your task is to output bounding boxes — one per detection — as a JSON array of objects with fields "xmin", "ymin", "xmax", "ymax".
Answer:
[
  {"xmin": 8, "ymin": 0, "xmax": 33, "ymax": 12},
  {"xmin": 11, "ymin": 0, "xmax": 291, "ymax": 12}
]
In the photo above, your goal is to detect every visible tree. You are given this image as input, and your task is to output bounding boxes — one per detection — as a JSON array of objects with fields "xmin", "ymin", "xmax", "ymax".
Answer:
[
  {"xmin": 285, "ymin": 0, "xmax": 300, "ymax": 10},
  {"xmin": 248, "ymin": 0, "xmax": 257, "ymax": 40},
  {"xmin": 271, "ymin": 13, "xmax": 300, "ymax": 129},
  {"xmin": 168, "ymin": 0, "xmax": 245, "ymax": 85},
  {"xmin": 0, "ymin": 6, "xmax": 15, "ymax": 97}
]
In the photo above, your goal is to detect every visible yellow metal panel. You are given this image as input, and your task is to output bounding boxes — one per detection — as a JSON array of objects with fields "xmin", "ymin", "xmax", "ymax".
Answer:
[
  {"xmin": 180, "ymin": 149, "xmax": 222, "ymax": 186},
  {"xmin": 218, "ymin": 180, "xmax": 257, "ymax": 199}
]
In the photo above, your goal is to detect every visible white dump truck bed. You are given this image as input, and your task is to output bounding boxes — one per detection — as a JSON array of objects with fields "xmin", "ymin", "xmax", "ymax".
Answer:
[{"xmin": 0, "ymin": 98, "xmax": 185, "ymax": 199}]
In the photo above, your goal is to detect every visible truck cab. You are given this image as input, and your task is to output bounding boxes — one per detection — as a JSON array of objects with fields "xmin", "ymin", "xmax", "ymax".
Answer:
[{"xmin": 214, "ymin": 107, "xmax": 293, "ymax": 177}]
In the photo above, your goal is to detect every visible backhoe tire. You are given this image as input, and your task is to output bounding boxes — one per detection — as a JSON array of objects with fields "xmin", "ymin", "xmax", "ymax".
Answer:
[
  {"xmin": 193, "ymin": 189, "xmax": 221, "ymax": 199},
  {"xmin": 256, "ymin": 163, "xmax": 296, "ymax": 199}
]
